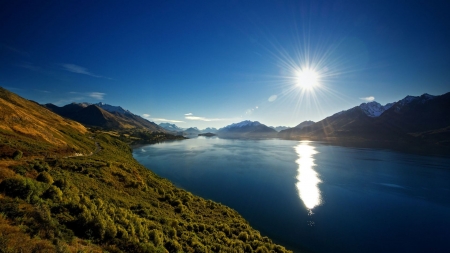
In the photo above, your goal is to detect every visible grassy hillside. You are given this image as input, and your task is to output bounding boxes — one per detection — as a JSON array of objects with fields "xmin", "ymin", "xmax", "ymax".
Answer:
[{"xmin": 0, "ymin": 88, "xmax": 293, "ymax": 253}]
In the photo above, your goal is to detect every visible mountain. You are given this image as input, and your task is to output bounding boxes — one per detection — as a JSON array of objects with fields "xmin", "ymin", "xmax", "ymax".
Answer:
[
  {"xmin": 217, "ymin": 120, "xmax": 277, "ymax": 138},
  {"xmin": 0, "ymin": 87, "xmax": 94, "ymax": 156},
  {"xmin": 359, "ymin": 101, "xmax": 394, "ymax": 117},
  {"xmin": 201, "ymin": 127, "xmax": 218, "ymax": 133},
  {"xmin": 45, "ymin": 103, "xmax": 166, "ymax": 132},
  {"xmin": 159, "ymin": 122, "xmax": 184, "ymax": 132},
  {"xmin": 295, "ymin": 120, "xmax": 315, "ymax": 129},
  {"xmin": 270, "ymin": 126, "xmax": 289, "ymax": 132},
  {"xmin": 94, "ymin": 102, "xmax": 131, "ymax": 114},
  {"xmin": 279, "ymin": 93, "xmax": 450, "ymax": 152},
  {"xmin": 184, "ymin": 127, "xmax": 201, "ymax": 135}
]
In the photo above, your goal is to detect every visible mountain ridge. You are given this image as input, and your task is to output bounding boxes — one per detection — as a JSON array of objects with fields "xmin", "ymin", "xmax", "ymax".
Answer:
[{"xmin": 279, "ymin": 92, "xmax": 450, "ymax": 153}]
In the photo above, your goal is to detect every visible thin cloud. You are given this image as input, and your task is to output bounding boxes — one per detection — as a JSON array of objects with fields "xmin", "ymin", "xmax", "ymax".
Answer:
[
  {"xmin": 62, "ymin": 63, "xmax": 111, "ymax": 79},
  {"xmin": 88, "ymin": 92, "xmax": 105, "ymax": 100},
  {"xmin": 360, "ymin": 96, "xmax": 375, "ymax": 102},
  {"xmin": 142, "ymin": 114, "xmax": 151, "ymax": 118},
  {"xmin": 67, "ymin": 91, "xmax": 106, "ymax": 101},
  {"xmin": 151, "ymin": 118, "xmax": 184, "ymax": 123},
  {"xmin": 184, "ymin": 113, "xmax": 193, "ymax": 116},
  {"xmin": 185, "ymin": 116, "xmax": 224, "ymax": 122}
]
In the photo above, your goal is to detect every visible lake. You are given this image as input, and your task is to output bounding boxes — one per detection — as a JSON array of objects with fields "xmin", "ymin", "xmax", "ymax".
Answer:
[{"xmin": 133, "ymin": 137, "xmax": 450, "ymax": 253}]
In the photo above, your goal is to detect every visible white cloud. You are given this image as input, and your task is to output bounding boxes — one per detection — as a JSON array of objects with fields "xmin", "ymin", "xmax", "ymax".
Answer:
[
  {"xmin": 184, "ymin": 113, "xmax": 193, "ymax": 116},
  {"xmin": 268, "ymin": 95, "xmax": 277, "ymax": 102},
  {"xmin": 185, "ymin": 116, "xmax": 223, "ymax": 122},
  {"xmin": 142, "ymin": 114, "xmax": 151, "ymax": 118},
  {"xmin": 62, "ymin": 63, "xmax": 111, "ymax": 79},
  {"xmin": 151, "ymin": 118, "xmax": 184, "ymax": 123},
  {"xmin": 360, "ymin": 96, "xmax": 375, "ymax": 102},
  {"xmin": 245, "ymin": 108, "xmax": 254, "ymax": 115},
  {"xmin": 88, "ymin": 92, "xmax": 105, "ymax": 100}
]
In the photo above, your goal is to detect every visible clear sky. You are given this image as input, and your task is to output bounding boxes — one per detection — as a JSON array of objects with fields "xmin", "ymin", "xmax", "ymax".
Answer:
[{"xmin": 1, "ymin": 0, "xmax": 449, "ymax": 129}]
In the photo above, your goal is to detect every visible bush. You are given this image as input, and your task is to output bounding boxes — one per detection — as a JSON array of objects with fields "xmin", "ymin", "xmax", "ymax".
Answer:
[
  {"xmin": 53, "ymin": 179, "xmax": 68, "ymax": 190},
  {"xmin": 12, "ymin": 150, "xmax": 23, "ymax": 160},
  {"xmin": 164, "ymin": 240, "xmax": 183, "ymax": 252},
  {"xmin": 238, "ymin": 231, "xmax": 249, "ymax": 242},
  {"xmin": 43, "ymin": 185, "xmax": 63, "ymax": 201},
  {"xmin": 255, "ymin": 246, "xmax": 269, "ymax": 253},
  {"xmin": 36, "ymin": 172, "xmax": 54, "ymax": 184},
  {"xmin": 0, "ymin": 178, "xmax": 32, "ymax": 199}
]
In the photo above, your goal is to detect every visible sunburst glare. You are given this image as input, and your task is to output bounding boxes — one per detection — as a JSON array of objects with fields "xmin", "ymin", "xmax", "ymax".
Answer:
[{"xmin": 296, "ymin": 68, "xmax": 319, "ymax": 90}]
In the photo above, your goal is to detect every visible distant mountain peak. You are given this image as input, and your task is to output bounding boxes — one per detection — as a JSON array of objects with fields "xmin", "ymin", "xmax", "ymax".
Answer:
[
  {"xmin": 359, "ymin": 101, "xmax": 393, "ymax": 117},
  {"xmin": 223, "ymin": 120, "xmax": 261, "ymax": 129},
  {"xmin": 295, "ymin": 120, "xmax": 315, "ymax": 129},
  {"xmin": 218, "ymin": 120, "xmax": 276, "ymax": 137}
]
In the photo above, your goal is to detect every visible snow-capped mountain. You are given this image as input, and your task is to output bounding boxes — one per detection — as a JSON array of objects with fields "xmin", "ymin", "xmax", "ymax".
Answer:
[
  {"xmin": 159, "ymin": 123, "xmax": 184, "ymax": 132},
  {"xmin": 359, "ymin": 101, "xmax": 394, "ymax": 117},
  {"xmin": 221, "ymin": 120, "xmax": 262, "ymax": 130}
]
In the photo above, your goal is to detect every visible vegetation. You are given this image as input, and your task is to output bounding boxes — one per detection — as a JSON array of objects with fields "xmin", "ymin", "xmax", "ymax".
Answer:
[{"xmin": 0, "ymin": 87, "xmax": 294, "ymax": 252}]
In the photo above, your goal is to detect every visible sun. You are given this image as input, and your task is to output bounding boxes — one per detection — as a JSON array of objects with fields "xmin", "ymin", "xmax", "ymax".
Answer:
[{"xmin": 296, "ymin": 68, "xmax": 319, "ymax": 89}]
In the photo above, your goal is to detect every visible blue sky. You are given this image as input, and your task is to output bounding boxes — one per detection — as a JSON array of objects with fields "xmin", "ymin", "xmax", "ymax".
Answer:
[{"xmin": 1, "ymin": 0, "xmax": 449, "ymax": 129}]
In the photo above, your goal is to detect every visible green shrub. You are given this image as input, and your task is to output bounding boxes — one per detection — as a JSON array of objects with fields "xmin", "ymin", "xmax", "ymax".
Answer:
[
  {"xmin": 0, "ymin": 178, "xmax": 32, "ymax": 199},
  {"xmin": 10, "ymin": 165, "xmax": 28, "ymax": 175},
  {"xmin": 36, "ymin": 171, "xmax": 54, "ymax": 184},
  {"xmin": 238, "ymin": 231, "xmax": 249, "ymax": 242},
  {"xmin": 255, "ymin": 246, "xmax": 270, "ymax": 253},
  {"xmin": 12, "ymin": 150, "xmax": 23, "ymax": 160},
  {"xmin": 149, "ymin": 229, "xmax": 164, "ymax": 246},
  {"xmin": 53, "ymin": 178, "xmax": 68, "ymax": 190},
  {"xmin": 164, "ymin": 240, "xmax": 183, "ymax": 252},
  {"xmin": 43, "ymin": 185, "xmax": 63, "ymax": 201}
]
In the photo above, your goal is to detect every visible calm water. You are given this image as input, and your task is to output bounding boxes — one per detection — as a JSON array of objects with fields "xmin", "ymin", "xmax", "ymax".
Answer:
[{"xmin": 133, "ymin": 137, "xmax": 450, "ymax": 253}]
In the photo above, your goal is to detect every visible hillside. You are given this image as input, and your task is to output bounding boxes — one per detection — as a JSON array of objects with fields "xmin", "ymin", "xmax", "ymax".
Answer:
[
  {"xmin": 279, "ymin": 92, "xmax": 450, "ymax": 153},
  {"xmin": 0, "ymin": 87, "xmax": 95, "ymax": 157},
  {"xmin": 0, "ymin": 88, "xmax": 293, "ymax": 253},
  {"xmin": 45, "ymin": 103, "xmax": 166, "ymax": 132}
]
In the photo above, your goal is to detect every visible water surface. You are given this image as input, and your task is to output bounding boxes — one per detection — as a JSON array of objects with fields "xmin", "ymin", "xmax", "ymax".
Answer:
[{"xmin": 133, "ymin": 137, "xmax": 450, "ymax": 253}]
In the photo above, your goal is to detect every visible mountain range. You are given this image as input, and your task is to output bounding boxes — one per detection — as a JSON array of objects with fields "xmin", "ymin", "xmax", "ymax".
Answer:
[
  {"xmin": 158, "ymin": 123, "xmax": 218, "ymax": 135},
  {"xmin": 279, "ymin": 93, "xmax": 450, "ymax": 151},
  {"xmin": 217, "ymin": 120, "xmax": 277, "ymax": 138},
  {"xmin": 44, "ymin": 102, "xmax": 166, "ymax": 132}
]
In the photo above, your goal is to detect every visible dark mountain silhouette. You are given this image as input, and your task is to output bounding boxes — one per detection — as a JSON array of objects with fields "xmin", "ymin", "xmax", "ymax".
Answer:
[
  {"xmin": 44, "ymin": 103, "xmax": 166, "ymax": 132},
  {"xmin": 279, "ymin": 92, "xmax": 450, "ymax": 152}
]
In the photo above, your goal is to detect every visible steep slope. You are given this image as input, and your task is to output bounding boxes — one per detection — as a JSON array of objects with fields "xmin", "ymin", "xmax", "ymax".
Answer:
[
  {"xmin": 0, "ymin": 89, "xmax": 294, "ymax": 252},
  {"xmin": 0, "ymin": 87, "xmax": 94, "ymax": 157},
  {"xmin": 217, "ymin": 120, "xmax": 277, "ymax": 138}
]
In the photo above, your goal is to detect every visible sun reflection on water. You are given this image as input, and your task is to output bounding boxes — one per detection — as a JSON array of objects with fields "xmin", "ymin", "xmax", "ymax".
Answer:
[{"xmin": 295, "ymin": 141, "xmax": 322, "ymax": 213}]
